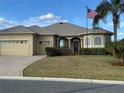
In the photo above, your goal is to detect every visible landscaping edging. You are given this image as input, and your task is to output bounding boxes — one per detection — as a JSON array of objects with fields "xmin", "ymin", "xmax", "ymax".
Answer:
[{"xmin": 0, "ymin": 76, "xmax": 124, "ymax": 85}]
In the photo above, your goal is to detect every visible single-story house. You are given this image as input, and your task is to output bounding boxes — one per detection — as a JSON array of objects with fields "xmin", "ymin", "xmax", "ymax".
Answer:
[{"xmin": 0, "ymin": 22, "xmax": 113, "ymax": 56}]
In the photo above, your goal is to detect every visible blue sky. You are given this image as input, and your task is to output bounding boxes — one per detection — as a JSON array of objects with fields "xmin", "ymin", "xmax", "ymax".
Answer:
[{"xmin": 0, "ymin": 0, "xmax": 124, "ymax": 40}]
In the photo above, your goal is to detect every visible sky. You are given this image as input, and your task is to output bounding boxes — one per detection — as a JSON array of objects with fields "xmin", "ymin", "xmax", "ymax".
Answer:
[{"xmin": 0, "ymin": 0, "xmax": 124, "ymax": 40}]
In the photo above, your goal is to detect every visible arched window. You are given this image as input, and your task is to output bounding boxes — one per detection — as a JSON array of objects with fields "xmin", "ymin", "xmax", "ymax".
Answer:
[
  {"xmin": 59, "ymin": 39, "xmax": 64, "ymax": 48},
  {"xmin": 94, "ymin": 37, "xmax": 102, "ymax": 45},
  {"xmin": 85, "ymin": 38, "xmax": 90, "ymax": 45},
  {"xmin": 59, "ymin": 38, "xmax": 68, "ymax": 48}
]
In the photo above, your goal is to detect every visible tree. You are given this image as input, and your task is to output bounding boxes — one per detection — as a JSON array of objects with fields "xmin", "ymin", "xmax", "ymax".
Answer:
[
  {"xmin": 113, "ymin": 43, "xmax": 124, "ymax": 63},
  {"xmin": 93, "ymin": 0, "xmax": 124, "ymax": 42}
]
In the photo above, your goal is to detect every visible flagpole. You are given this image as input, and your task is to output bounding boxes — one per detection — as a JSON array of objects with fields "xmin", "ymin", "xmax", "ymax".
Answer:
[{"xmin": 86, "ymin": 6, "xmax": 88, "ymax": 48}]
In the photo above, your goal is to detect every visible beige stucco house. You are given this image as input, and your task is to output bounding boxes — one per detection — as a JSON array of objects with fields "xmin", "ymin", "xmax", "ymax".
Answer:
[{"xmin": 0, "ymin": 22, "xmax": 113, "ymax": 56}]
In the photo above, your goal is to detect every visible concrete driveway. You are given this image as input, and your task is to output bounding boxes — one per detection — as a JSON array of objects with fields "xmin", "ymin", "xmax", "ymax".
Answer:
[{"xmin": 0, "ymin": 56, "xmax": 46, "ymax": 76}]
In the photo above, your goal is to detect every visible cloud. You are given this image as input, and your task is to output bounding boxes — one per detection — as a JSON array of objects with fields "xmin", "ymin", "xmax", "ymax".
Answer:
[
  {"xmin": 72, "ymin": 17, "xmax": 84, "ymax": 27},
  {"xmin": 0, "ymin": 18, "xmax": 6, "ymax": 24},
  {"xmin": 107, "ymin": 22, "xmax": 113, "ymax": 27},
  {"xmin": 107, "ymin": 21, "xmax": 124, "ymax": 28},
  {"xmin": 39, "ymin": 13, "xmax": 60, "ymax": 20},
  {"xmin": 39, "ymin": 13, "xmax": 68, "ymax": 23},
  {"xmin": 117, "ymin": 32, "xmax": 124, "ymax": 40},
  {"xmin": 118, "ymin": 32, "xmax": 124, "ymax": 35},
  {"xmin": 73, "ymin": 17, "xmax": 80, "ymax": 24},
  {"xmin": 120, "ymin": 22, "xmax": 124, "ymax": 28},
  {"xmin": 21, "ymin": 13, "xmax": 68, "ymax": 27},
  {"xmin": 0, "ymin": 13, "xmax": 69, "ymax": 29},
  {"xmin": 0, "ymin": 17, "xmax": 16, "ymax": 29}
]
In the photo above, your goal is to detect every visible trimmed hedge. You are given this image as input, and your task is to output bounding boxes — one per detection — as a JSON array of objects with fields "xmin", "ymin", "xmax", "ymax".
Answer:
[
  {"xmin": 80, "ymin": 48, "xmax": 107, "ymax": 55},
  {"xmin": 45, "ymin": 47, "xmax": 73, "ymax": 56},
  {"xmin": 58, "ymin": 48, "xmax": 73, "ymax": 56}
]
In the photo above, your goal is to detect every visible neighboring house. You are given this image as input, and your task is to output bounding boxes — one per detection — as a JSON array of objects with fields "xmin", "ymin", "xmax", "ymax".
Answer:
[{"xmin": 0, "ymin": 22, "xmax": 113, "ymax": 56}]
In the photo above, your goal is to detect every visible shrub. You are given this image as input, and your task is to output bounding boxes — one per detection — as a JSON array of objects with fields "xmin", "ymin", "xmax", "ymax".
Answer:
[
  {"xmin": 113, "ymin": 43, "xmax": 124, "ymax": 63},
  {"xmin": 80, "ymin": 48, "xmax": 92, "ymax": 55},
  {"xmin": 45, "ymin": 47, "xmax": 73, "ymax": 56},
  {"xmin": 58, "ymin": 48, "xmax": 73, "ymax": 56},
  {"xmin": 80, "ymin": 48, "xmax": 107, "ymax": 55},
  {"xmin": 45, "ymin": 47, "xmax": 60, "ymax": 56},
  {"xmin": 105, "ymin": 42, "xmax": 117, "ymax": 55},
  {"xmin": 96, "ymin": 48, "xmax": 107, "ymax": 55}
]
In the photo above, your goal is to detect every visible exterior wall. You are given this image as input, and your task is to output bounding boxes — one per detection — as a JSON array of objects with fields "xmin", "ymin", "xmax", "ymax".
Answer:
[
  {"xmin": 79, "ymin": 36, "xmax": 83, "ymax": 48},
  {"xmin": 0, "ymin": 33, "xmax": 111, "ymax": 56},
  {"xmin": 53, "ymin": 35, "xmax": 58, "ymax": 48},
  {"xmin": 83, "ymin": 34, "xmax": 105, "ymax": 48},
  {"xmin": 0, "ymin": 34, "xmax": 34, "ymax": 56},
  {"xmin": 36, "ymin": 35, "xmax": 54, "ymax": 55},
  {"xmin": 33, "ymin": 34, "xmax": 37, "ymax": 55}
]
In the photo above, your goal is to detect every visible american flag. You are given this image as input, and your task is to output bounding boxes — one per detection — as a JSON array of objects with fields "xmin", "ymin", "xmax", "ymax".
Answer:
[{"xmin": 87, "ymin": 8, "xmax": 97, "ymax": 19}]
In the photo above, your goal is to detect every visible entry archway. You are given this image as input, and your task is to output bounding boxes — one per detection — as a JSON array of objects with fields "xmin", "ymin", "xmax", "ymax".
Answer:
[{"xmin": 71, "ymin": 37, "xmax": 81, "ymax": 53}]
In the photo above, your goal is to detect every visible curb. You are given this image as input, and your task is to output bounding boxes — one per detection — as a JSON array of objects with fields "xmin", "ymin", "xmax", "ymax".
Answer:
[{"xmin": 0, "ymin": 76, "xmax": 124, "ymax": 85}]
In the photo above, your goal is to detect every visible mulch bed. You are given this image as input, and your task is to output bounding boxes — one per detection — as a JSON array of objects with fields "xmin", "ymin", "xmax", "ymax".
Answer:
[{"xmin": 112, "ymin": 62, "xmax": 124, "ymax": 66}]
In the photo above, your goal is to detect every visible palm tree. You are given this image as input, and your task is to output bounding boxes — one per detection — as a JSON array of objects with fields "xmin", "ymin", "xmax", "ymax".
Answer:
[{"xmin": 93, "ymin": 0, "xmax": 124, "ymax": 42}]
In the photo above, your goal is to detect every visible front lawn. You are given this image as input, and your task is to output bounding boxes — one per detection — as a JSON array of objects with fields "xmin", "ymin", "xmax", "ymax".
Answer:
[{"xmin": 23, "ymin": 55, "xmax": 124, "ymax": 81}]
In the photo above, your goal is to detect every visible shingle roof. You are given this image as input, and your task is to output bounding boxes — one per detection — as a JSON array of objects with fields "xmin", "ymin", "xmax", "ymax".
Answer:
[
  {"xmin": 90, "ymin": 27, "xmax": 113, "ymax": 35},
  {"xmin": 0, "ymin": 25, "xmax": 35, "ymax": 34},
  {"xmin": 28, "ymin": 22, "xmax": 90, "ymax": 36},
  {"xmin": 0, "ymin": 22, "xmax": 113, "ymax": 36},
  {"xmin": 28, "ymin": 25, "xmax": 57, "ymax": 35},
  {"xmin": 43, "ymin": 22, "xmax": 88, "ymax": 36},
  {"xmin": 29, "ymin": 22, "xmax": 113, "ymax": 36}
]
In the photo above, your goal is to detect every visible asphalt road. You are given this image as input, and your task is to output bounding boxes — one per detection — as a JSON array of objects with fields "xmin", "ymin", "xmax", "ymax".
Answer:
[{"xmin": 0, "ymin": 79, "xmax": 124, "ymax": 93}]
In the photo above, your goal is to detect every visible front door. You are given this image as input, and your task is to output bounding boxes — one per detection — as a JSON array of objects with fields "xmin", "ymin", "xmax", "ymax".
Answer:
[
  {"xmin": 38, "ymin": 41, "xmax": 50, "ymax": 55},
  {"xmin": 73, "ymin": 39, "xmax": 80, "ymax": 53}
]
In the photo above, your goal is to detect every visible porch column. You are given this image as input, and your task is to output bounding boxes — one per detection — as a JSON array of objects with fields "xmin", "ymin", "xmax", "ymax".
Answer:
[
  {"xmin": 57, "ymin": 38, "xmax": 60, "ymax": 48},
  {"xmin": 68, "ymin": 39, "xmax": 71, "ymax": 49},
  {"xmin": 81, "ymin": 39, "xmax": 83, "ymax": 48}
]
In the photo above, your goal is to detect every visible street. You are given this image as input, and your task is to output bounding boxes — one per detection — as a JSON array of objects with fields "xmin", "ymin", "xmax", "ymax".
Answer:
[{"xmin": 0, "ymin": 79, "xmax": 124, "ymax": 93}]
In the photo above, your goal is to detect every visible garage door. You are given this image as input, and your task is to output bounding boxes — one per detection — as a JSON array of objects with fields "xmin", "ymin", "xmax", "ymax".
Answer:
[
  {"xmin": 38, "ymin": 41, "xmax": 50, "ymax": 55},
  {"xmin": 0, "ymin": 40, "xmax": 28, "ymax": 56}
]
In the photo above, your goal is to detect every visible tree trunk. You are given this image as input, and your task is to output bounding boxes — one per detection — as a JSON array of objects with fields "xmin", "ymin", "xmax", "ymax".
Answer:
[
  {"xmin": 113, "ymin": 16, "xmax": 118, "ymax": 42},
  {"xmin": 113, "ymin": 23, "xmax": 117, "ymax": 42}
]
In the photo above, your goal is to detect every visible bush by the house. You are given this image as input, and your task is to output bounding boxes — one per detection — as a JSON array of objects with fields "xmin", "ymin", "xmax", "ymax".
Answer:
[
  {"xmin": 58, "ymin": 48, "xmax": 73, "ymax": 56},
  {"xmin": 45, "ymin": 47, "xmax": 60, "ymax": 56},
  {"xmin": 105, "ymin": 42, "xmax": 116, "ymax": 55},
  {"xmin": 80, "ymin": 48, "xmax": 107, "ymax": 55},
  {"xmin": 45, "ymin": 47, "xmax": 73, "ymax": 56},
  {"xmin": 113, "ymin": 43, "xmax": 124, "ymax": 63}
]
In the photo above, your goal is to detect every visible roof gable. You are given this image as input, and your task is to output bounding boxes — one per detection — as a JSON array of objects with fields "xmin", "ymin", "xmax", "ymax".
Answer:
[
  {"xmin": 0, "ymin": 25, "xmax": 35, "ymax": 34},
  {"xmin": 91, "ymin": 27, "xmax": 113, "ymax": 35},
  {"xmin": 42, "ymin": 22, "xmax": 88, "ymax": 36}
]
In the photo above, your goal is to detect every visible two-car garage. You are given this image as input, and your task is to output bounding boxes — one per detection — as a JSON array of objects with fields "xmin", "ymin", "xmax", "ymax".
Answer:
[
  {"xmin": 0, "ymin": 40, "xmax": 28, "ymax": 56},
  {"xmin": 0, "ymin": 25, "xmax": 55, "ymax": 56},
  {"xmin": 0, "ymin": 26, "xmax": 36, "ymax": 56}
]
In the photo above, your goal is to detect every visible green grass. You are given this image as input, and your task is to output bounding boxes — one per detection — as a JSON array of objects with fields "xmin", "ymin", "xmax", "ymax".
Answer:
[{"xmin": 23, "ymin": 55, "xmax": 124, "ymax": 81}]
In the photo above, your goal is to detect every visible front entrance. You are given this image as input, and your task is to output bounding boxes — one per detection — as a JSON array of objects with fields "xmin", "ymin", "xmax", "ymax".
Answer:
[
  {"xmin": 37, "ymin": 41, "xmax": 50, "ymax": 55},
  {"xmin": 71, "ymin": 37, "xmax": 80, "ymax": 53}
]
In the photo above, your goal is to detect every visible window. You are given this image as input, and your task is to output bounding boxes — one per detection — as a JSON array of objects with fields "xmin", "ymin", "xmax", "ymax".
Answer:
[
  {"xmin": 94, "ymin": 37, "xmax": 102, "ymax": 45},
  {"xmin": 85, "ymin": 38, "xmax": 90, "ymax": 45},
  {"xmin": 39, "ymin": 41, "xmax": 50, "ymax": 45},
  {"xmin": 60, "ymin": 39, "xmax": 64, "ymax": 48},
  {"xmin": 0, "ymin": 40, "xmax": 27, "ymax": 44},
  {"xmin": 39, "ymin": 41, "xmax": 42, "ymax": 44}
]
